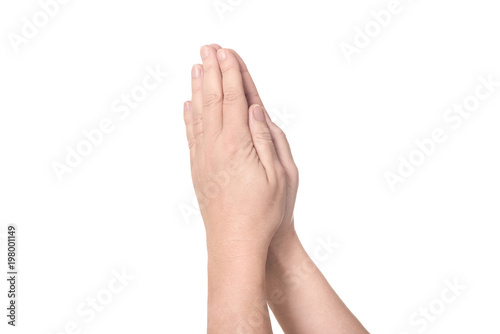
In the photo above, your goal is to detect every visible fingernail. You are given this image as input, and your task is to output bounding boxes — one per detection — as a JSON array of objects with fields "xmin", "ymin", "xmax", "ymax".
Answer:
[
  {"xmin": 253, "ymin": 105, "xmax": 265, "ymax": 121},
  {"xmin": 184, "ymin": 102, "xmax": 191, "ymax": 112},
  {"xmin": 217, "ymin": 49, "xmax": 226, "ymax": 62},
  {"xmin": 192, "ymin": 65, "xmax": 201, "ymax": 78},
  {"xmin": 201, "ymin": 46, "xmax": 210, "ymax": 59}
]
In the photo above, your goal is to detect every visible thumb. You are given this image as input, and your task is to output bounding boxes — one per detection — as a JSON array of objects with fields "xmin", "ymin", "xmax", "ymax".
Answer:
[{"xmin": 249, "ymin": 104, "xmax": 280, "ymax": 173}]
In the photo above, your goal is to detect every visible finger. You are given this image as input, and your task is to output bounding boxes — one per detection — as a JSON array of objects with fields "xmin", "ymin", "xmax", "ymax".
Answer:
[
  {"xmin": 217, "ymin": 48, "xmax": 249, "ymax": 129},
  {"xmin": 200, "ymin": 45, "xmax": 223, "ymax": 139},
  {"xmin": 183, "ymin": 101, "xmax": 196, "ymax": 160},
  {"xmin": 263, "ymin": 110, "xmax": 298, "ymax": 182},
  {"xmin": 210, "ymin": 46, "xmax": 263, "ymax": 107},
  {"xmin": 191, "ymin": 64, "xmax": 204, "ymax": 140},
  {"xmin": 227, "ymin": 49, "xmax": 264, "ymax": 107},
  {"xmin": 227, "ymin": 49, "xmax": 296, "ymax": 175},
  {"xmin": 249, "ymin": 104, "xmax": 281, "ymax": 176}
]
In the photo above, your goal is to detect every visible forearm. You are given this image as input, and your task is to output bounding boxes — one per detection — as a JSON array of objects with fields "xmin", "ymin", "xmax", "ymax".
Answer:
[
  {"xmin": 266, "ymin": 231, "xmax": 368, "ymax": 334},
  {"xmin": 207, "ymin": 239, "xmax": 273, "ymax": 334}
]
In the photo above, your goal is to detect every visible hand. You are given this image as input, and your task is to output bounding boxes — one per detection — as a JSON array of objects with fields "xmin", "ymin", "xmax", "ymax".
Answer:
[
  {"xmin": 184, "ymin": 45, "xmax": 289, "ymax": 333},
  {"xmin": 208, "ymin": 45, "xmax": 300, "ymax": 255},
  {"xmin": 183, "ymin": 45, "xmax": 287, "ymax": 255}
]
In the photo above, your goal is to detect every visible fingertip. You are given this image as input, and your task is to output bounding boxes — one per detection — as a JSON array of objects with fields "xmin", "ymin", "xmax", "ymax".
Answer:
[
  {"xmin": 191, "ymin": 64, "xmax": 203, "ymax": 79},
  {"xmin": 250, "ymin": 104, "xmax": 265, "ymax": 122},
  {"xmin": 200, "ymin": 45, "xmax": 211, "ymax": 60},
  {"xmin": 217, "ymin": 48, "xmax": 239, "ymax": 69},
  {"xmin": 217, "ymin": 48, "xmax": 227, "ymax": 62}
]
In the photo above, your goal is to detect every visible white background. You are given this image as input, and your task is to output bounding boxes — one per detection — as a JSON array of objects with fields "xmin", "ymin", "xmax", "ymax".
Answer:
[{"xmin": 1, "ymin": 0, "xmax": 499, "ymax": 333}]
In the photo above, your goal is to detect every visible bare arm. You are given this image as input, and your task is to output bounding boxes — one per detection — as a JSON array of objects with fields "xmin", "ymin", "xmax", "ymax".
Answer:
[
  {"xmin": 208, "ymin": 242, "xmax": 272, "ymax": 333},
  {"xmin": 266, "ymin": 231, "xmax": 368, "ymax": 333}
]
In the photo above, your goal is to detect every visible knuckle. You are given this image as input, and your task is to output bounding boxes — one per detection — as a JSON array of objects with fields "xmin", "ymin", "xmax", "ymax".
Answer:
[
  {"xmin": 222, "ymin": 139, "xmax": 239, "ymax": 153},
  {"xmin": 192, "ymin": 115, "xmax": 204, "ymax": 138},
  {"xmin": 192, "ymin": 112, "xmax": 202, "ymax": 124},
  {"xmin": 203, "ymin": 92, "xmax": 223, "ymax": 109},
  {"xmin": 187, "ymin": 137, "xmax": 196, "ymax": 150},
  {"xmin": 192, "ymin": 113, "xmax": 203, "ymax": 125},
  {"xmin": 223, "ymin": 88, "xmax": 243, "ymax": 104},
  {"xmin": 193, "ymin": 127, "xmax": 203, "ymax": 138},
  {"xmin": 221, "ymin": 60, "xmax": 237, "ymax": 73},
  {"xmin": 253, "ymin": 131, "xmax": 273, "ymax": 143},
  {"xmin": 203, "ymin": 63, "xmax": 218, "ymax": 73}
]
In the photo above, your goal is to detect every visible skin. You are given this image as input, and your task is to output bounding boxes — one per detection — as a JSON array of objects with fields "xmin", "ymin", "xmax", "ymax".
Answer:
[{"xmin": 183, "ymin": 44, "xmax": 368, "ymax": 333}]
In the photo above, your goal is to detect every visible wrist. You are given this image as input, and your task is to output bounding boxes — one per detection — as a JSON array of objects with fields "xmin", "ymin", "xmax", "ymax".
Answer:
[
  {"xmin": 206, "ymin": 233, "xmax": 271, "ymax": 260},
  {"xmin": 207, "ymin": 247, "xmax": 270, "ymax": 333},
  {"xmin": 205, "ymin": 218, "xmax": 275, "ymax": 260}
]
